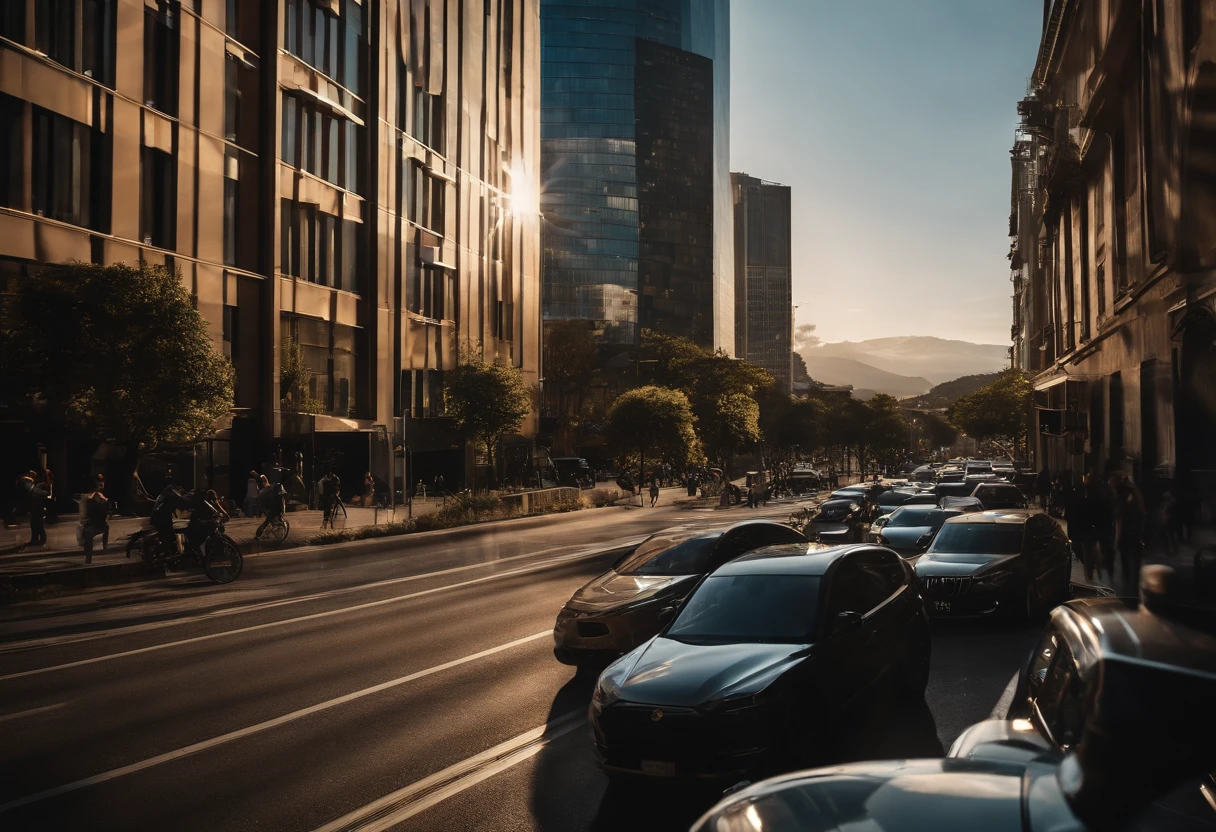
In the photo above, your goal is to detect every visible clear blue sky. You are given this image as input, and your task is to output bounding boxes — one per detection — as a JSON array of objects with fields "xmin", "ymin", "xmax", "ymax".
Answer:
[{"xmin": 730, "ymin": 0, "xmax": 1043, "ymax": 346}]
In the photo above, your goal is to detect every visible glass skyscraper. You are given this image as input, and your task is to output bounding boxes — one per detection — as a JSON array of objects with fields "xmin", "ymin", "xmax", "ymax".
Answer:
[
  {"xmin": 540, "ymin": 0, "xmax": 732, "ymax": 351},
  {"xmin": 732, "ymin": 173, "xmax": 793, "ymax": 393}
]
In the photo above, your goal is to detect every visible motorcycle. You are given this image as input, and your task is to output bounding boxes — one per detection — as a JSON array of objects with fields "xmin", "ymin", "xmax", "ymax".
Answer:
[{"xmin": 126, "ymin": 515, "xmax": 244, "ymax": 584}]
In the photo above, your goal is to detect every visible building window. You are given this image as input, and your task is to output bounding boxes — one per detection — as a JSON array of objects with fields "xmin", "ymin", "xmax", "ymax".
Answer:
[
  {"xmin": 0, "ymin": 1, "xmax": 24, "ymax": 44},
  {"xmin": 144, "ymin": 4, "xmax": 179, "ymax": 116},
  {"xmin": 30, "ymin": 0, "xmax": 115, "ymax": 85},
  {"xmin": 222, "ymin": 305, "xmax": 239, "ymax": 360},
  {"xmin": 282, "ymin": 95, "xmax": 297, "ymax": 166},
  {"xmin": 32, "ymin": 106, "xmax": 99, "ymax": 229},
  {"xmin": 402, "ymin": 369, "xmax": 445, "ymax": 418},
  {"xmin": 225, "ymin": 0, "xmax": 259, "ymax": 46},
  {"xmin": 344, "ymin": 121, "xmax": 361, "ymax": 195},
  {"xmin": 141, "ymin": 147, "xmax": 176, "ymax": 248},
  {"xmin": 283, "ymin": 315, "xmax": 358, "ymax": 418},
  {"xmin": 281, "ymin": 93, "xmax": 358, "ymax": 193},
  {"xmin": 0, "ymin": 94, "xmax": 21, "ymax": 209},
  {"xmin": 402, "ymin": 160, "xmax": 446, "ymax": 236},
  {"xmin": 35, "ymin": 0, "xmax": 76, "ymax": 71},
  {"xmin": 224, "ymin": 52, "xmax": 258, "ymax": 150},
  {"xmin": 223, "ymin": 173, "xmax": 238, "ymax": 266},
  {"xmin": 284, "ymin": 0, "xmax": 363, "ymax": 95},
  {"xmin": 281, "ymin": 198, "xmax": 357, "ymax": 290}
]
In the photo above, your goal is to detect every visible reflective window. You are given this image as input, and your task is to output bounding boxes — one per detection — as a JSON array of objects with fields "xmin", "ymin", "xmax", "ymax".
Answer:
[
  {"xmin": 281, "ymin": 93, "xmax": 358, "ymax": 193},
  {"xmin": 284, "ymin": 0, "xmax": 363, "ymax": 94},
  {"xmin": 0, "ymin": 94, "xmax": 21, "ymax": 209},
  {"xmin": 32, "ymin": 106, "xmax": 100, "ymax": 230},
  {"xmin": 0, "ymin": 1, "xmax": 24, "ymax": 44},
  {"xmin": 615, "ymin": 533, "xmax": 721, "ymax": 575},
  {"xmin": 930, "ymin": 523, "xmax": 1026, "ymax": 555},
  {"xmin": 280, "ymin": 199, "xmax": 358, "ymax": 291},
  {"xmin": 140, "ymin": 147, "xmax": 176, "ymax": 249},
  {"xmin": 669, "ymin": 576, "xmax": 821, "ymax": 643},
  {"xmin": 144, "ymin": 3, "xmax": 178, "ymax": 116}
]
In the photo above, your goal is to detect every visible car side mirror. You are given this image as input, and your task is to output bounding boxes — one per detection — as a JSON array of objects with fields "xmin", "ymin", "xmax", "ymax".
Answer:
[
  {"xmin": 658, "ymin": 598, "xmax": 683, "ymax": 621},
  {"xmin": 834, "ymin": 610, "xmax": 863, "ymax": 634}
]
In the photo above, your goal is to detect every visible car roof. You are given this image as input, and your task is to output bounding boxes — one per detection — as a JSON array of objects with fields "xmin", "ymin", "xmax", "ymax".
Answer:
[
  {"xmin": 820, "ymin": 498, "xmax": 859, "ymax": 508},
  {"xmin": 714, "ymin": 543, "xmax": 860, "ymax": 576},
  {"xmin": 1054, "ymin": 596, "xmax": 1216, "ymax": 679},
  {"xmin": 724, "ymin": 519, "xmax": 798, "ymax": 533},
  {"xmin": 942, "ymin": 509, "xmax": 1034, "ymax": 525}
]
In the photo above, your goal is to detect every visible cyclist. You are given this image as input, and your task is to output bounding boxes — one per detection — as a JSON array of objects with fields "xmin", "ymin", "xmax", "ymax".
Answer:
[
  {"xmin": 254, "ymin": 475, "xmax": 287, "ymax": 541},
  {"xmin": 151, "ymin": 484, "xmax": 192, "ymax": 557}
]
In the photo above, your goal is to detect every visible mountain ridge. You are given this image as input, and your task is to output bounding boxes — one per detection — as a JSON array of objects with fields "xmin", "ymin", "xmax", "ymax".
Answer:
[{"xmin": 809, "ymin": 336, "xmax": 1009, "ymax": 385}]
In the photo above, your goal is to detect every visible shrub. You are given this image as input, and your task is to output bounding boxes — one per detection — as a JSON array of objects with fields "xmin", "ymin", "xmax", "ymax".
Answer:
[{"xmin": 587, "ymin": 488, "xmax": 621, "ymax": 507}]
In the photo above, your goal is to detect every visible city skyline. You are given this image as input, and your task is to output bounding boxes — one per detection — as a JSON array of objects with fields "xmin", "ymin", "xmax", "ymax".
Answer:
[{"xmin": 731, "ymin": 0, "xmax": 1043, "ymax": 346}]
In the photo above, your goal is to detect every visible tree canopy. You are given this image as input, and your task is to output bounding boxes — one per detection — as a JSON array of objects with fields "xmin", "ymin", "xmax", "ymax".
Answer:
[
  {"xmin": 605, "ymin": 385, "xmax": 700, "ymax": 485},
  {"xmin": 948, "ymin": 369, "xmax": 1033, "ymax": 450},
  {"xmin": 444, "ymin": 349, "xmax": 532, "ymax": 480},
  {"xmin": 1, "ymin": 261, "xmax": 234, "ymax": 449}
]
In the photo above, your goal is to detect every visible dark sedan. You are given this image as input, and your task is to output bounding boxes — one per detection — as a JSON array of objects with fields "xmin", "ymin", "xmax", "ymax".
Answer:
[
  {"xmin": 589, "ymin": 544, "xmax": 931, "ymax": 783},
  {"xmin": 972, "ymin": 482, "xmax": 1029, "ymax": 510},
  {"xmin": 872, "ymin": 506, "xmax": 962, "ymax": 559},
  {"xmin": 553, "ymin": 521, "xmax": 806, "ymax": 669},
  {"xmin": 915, "ymin": 511, "xmax": 1072, "ymax": 620},
  {"xmin": 808, "ymin": 499, "xmax": 866, "ymax": 543}
]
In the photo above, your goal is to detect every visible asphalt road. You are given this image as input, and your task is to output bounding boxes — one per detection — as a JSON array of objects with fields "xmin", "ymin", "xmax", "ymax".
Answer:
[{"xmin": 0, "ymin": 497, "xmax": 1041, "ymax": 831}]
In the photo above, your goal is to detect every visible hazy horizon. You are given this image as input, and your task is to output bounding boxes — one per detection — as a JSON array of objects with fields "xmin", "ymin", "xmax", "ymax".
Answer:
[{"xmin": 730, "ymin": 0, "xmax": 1043, "ymax": 346}]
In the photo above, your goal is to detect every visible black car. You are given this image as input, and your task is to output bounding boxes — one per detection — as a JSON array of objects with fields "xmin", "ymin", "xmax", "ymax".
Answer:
[
  {"xmin": 937, "ymin": 495, "xmax": 985, "ymax": 513},
  {"xmin": 971, "ymin": 481, "xmax": 1029, "ymax": 510},
  {"xmin": 934, "ymin": 481, "xmax": 975, "ymax": 500},
  {"xmin": 808, "ymin": 499, "xmax": 867, "ymax": 543},
  {"xmin": 553, "ymin": 521, "xmax": 806, "ymax": 669},
  {"xmin": 590, "ymin": 544, "xmax": 930, "ymax": 783},
  {"xmin": 692, "ymin": 566, "xmax": 1216, "ymax": 832},
  {"xmin": 871, "ymin": 506, "xmax": 963, "ymax": 559},
  {"xmin": 915, "ymin": 511, "xmax": 1071, "ymax": 620}
]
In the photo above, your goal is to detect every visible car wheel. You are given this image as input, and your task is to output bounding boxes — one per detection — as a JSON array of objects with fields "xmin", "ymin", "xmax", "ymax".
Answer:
[{"xmin": 896, "ymin": 620, "xmax": 931, "ymax": 699}]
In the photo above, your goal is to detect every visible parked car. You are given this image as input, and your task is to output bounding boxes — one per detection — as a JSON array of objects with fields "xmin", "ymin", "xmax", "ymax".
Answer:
[
  {"xmin": 553, "ymin": 521, "xmax": 807, "ymax": 669},
  {"xmin": 911, "ymin": 465, "xmax": 936, "ymax": 482},
  {"xmin": 971, "ymin": 481, "xmax": 1030, "ymax": 510},
  {"xmin": 938, "ymin": 495, "xmax": 985, "ymax": 513},
  {"xmin": 915, "ymin": 510, "xmax": 1072, "ymax": 620},
  {"xmin": 872, "ymin": 506, "xmax": 964, "ymax": 559},
  {"xmin": 935, "ymin": 481, "xmax": 975, "ymax": 500},
  {"xmin": 809, "ymin": 499, "xmax": 867, "ymax": 543},
  {"xmin": 691, "ymin": 568, "xmax": 1216, "ymax": 832},
  {"xmin": 590, "ymin": 543, "xmax": 931, "ymax": 783}
]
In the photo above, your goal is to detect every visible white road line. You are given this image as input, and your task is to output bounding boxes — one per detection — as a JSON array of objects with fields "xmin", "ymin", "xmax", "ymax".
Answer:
[
  {"xmin": 0, "ymin": 538, "xmax": 644, "ymax": 654},
  {"xmin": 0, "ymin": 702, "xmax": 68, "ymax": 723},
  {"xmin": 0, "ymin": 631, "xmax": 551, "ymax": 814},
  {"xmin": 0, "ymin": 546, "xmax": 627, "ymax": 683},
  {"xmin": 988, "ymin": 672, "xmax": 1020, "ymax": 719},
  {"xmin": 313, "ymin": 712, "xmax": 587, "ymax": 832}
]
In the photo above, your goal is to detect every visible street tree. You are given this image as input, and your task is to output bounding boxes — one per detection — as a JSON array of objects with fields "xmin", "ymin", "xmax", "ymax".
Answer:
[
  {"xmin": 864, "ymin": 394, "xmax": 911, "ymax": 471},
  {"xmin": 605, "ymin": 385, "xmax": 700, "ymax": 489},
  {"xmin": 280, "ymin": 335, "xmax": 323, "ymax": 414},
  {"xmin": 702, "ymin": 392, "xmax": 762, "ymax": 474},
  {"xmin": 542, "ymin": 320, "xmax": 600, "ymax": 449},
  {"xmin": 758, "ymin": 389, "xmax": 821, "ymax": 467},
  {"xmin": 948, "ymin": 369, "xmax": 1033, "ymax": 453},
  {"xmin": 444, "ymin": 349, "xmax": 532, "ymax": 486},
  {"xmin": 1, "ymin": 261, "xmax": 235, "ymax": 488}
]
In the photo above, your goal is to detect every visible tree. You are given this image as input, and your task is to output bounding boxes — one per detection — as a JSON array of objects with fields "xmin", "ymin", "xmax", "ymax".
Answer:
[
  {"xmin": 758, "ymin": 389, "xmax": 821, "ymax": 466},
  {"xmin": 1, "ymin": 261, "xmax": 234, "ymax": 450},
  {"xmin": 280, "ymin": 335, "xmax": 323, "ymax": 414},
  {"xmin": 702, "ymin": 392, "xmax": 761, "ymax": 473},
  {"xmin": 444, "ymin": 349, "xmax": 532, "ymax": 486},
  {"xmin": 792, "ymin": 351, "xmax": 812, "ymax": 383},
  {"xmin": 948, "ymin": 369, "xmax": 1033, "ymax": 453},
  {"xmin": 605, "ymin": 386, "xmax": 700, "ymax": 489},
  {"xmin": 864, "ymin": 394, "xmax": 910, "ymax": 471},
  {"xmin": 542, "ymin": 320, "xmax": 600, "ymax": 450}
]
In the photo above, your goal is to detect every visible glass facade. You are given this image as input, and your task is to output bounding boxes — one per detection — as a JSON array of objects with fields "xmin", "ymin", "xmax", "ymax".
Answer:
[
  {"xmin": 540, "ymin": 0, "xmax": 731, "ymax": 348},
  {"xmin": 732, "ymin": 173, "xmax": 793, "ymax": 393}
]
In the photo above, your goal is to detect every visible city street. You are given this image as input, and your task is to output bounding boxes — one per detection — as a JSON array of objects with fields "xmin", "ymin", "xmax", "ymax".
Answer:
[{"xmin": 0, "ymin": 499, "xmax": 1040, "ymax": 832}]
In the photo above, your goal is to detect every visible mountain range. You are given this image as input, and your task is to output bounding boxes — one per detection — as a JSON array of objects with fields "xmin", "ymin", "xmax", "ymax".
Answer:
[{"xmin": 799, "ymin": 336, "xmax": 1010, "ymax": 397}]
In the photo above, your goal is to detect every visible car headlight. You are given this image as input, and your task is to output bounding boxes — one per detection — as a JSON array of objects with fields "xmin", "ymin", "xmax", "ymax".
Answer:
[
  {"xmin": 701, "ymin": 685, "xmax": 784, "ymax": 715},
  {"xmin": 976, "ymin": 568, "xmax": 1014, "ymax": 587},
  {"xmin": 592, "ymin": 673, "xmax": 622, "ymax": 712}
]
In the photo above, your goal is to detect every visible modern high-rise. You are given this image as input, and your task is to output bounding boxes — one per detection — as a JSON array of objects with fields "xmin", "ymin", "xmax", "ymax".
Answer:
[
  {"xmin": 539, "ymin": 0, "xmax": 732, "ymax": 351},
  {"xmin": 0, "ymin": 0, "xmax": 540, "ymax": 499},
  {"xmin": 732, "ymin": 173, "xmax": 792, "ymax": 393}
]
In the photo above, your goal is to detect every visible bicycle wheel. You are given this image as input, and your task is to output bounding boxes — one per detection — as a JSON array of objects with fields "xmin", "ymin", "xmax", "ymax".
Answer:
[
  {"xmin": 202, "ymin": 536, "xmax": 244, "ymax": 584},
  {"xmin": 267, "ymin": 517, "xmax": 289, "ymax": 544}
]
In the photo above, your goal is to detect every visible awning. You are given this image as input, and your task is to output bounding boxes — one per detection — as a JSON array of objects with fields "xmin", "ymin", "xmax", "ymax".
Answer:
[{"xmin": 1034, "ymin": 375, "xmax": 1069, "ymax": 392}]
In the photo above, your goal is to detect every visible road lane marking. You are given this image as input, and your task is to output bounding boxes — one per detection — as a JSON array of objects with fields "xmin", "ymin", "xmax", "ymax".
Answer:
[
  {"xmin": 0, "ymin": 702, "xmax": 67, "ymax": 723},
  {"xmin": 313, "ymin": 711, "xmax": 587, "ymax": 832},
  {"xmin": 0, "ymin": 538, "xmax": 645, "ymax": 654},
  {"xmin": 0, "ymin": 631, "xmax": 552, "ymax": 814},
  {"xmin": 988, "ymin": 672, "xmax": 1019, "ymax": 719},
  {"xmin": 0, "ymin": 545, "xmax": 632, "ymax": 683}
]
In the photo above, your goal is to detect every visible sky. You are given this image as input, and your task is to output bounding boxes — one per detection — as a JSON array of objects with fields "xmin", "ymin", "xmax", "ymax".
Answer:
[{"xmin": 730, "ymin": 0, "xmax": 1044, "ymax": 346}]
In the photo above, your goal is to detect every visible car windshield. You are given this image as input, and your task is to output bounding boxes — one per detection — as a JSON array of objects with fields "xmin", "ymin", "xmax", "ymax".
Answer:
[
  {"xmin": 614, "ymin": 534, "xmax": 720, "ymax": 576},
  {"xmin": 931, "ymin": 523, "xmax": 1025, "ymax": 555},
  {"xmin": 888, "ymin": 508, "xmax": 948, "ymax": 528},
  {"xmin": 667, "ymin": 575, "xmax": 820, "ymax": 643}
]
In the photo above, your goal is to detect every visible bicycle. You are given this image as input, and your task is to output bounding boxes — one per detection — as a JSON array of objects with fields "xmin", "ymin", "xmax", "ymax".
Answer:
[
  {"xmin": 259, "ymin": 514, "xmax": 290, "ymax": 546},
  {"xmin": 321, "ymin": 497, "xmax": 348, "ymax": 530}
]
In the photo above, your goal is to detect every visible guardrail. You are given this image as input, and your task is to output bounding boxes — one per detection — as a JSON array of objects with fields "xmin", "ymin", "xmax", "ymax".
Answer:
[{"xmin": 497, "ymin": 487, "xmax": 581, "ymax": 514}]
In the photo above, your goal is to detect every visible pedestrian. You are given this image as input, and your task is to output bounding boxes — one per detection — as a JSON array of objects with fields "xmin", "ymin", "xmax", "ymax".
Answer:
[
  {"xmin": 364, "ymin": 472, "xmax": 375, "ymax": 505},
  {"xmin": 81, "ymin": 475, "xmax": 111, "ymax": 562},
  {"xmin": 1088, "ymin": 473, "xmax": 1116, "ymax": 586},
  {"xmin": 254, "ymin": 476, "xmax": 286, "ymax": 541},
  {"xmin": 42, "ymin": 467, "xmax": 57, "ymax": 522},
  {"xmin": 649, "ymin": 478, "xmax": 660, "ymax": 507},
  {"xmin": 1115, "ymin": 476, "xmax": 1146, "ymax": 593},
  {"xmin": 1036, "ymin": 467, "xmax": 1052, "ymax": 510},
  {"xmin": 1158, "ymin": 490, "xmax": 1179, "ymax": 557},
  {"xmin": 1064, "ymin": 473, "xmax": 1096, "ymax": 582},
  {"xmin": 21, "ymin": 470, "xmax": 48, "ymax": 547},
  {"xmin": 243, "ymin": 471, "xmax": 260, "ymax": 518}
]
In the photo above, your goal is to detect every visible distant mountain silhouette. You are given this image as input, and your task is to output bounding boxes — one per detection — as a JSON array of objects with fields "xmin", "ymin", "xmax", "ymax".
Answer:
[
  {"xmin": 800, "ymin": 355, "xmax": 932, "ymax": 397},
  {"xmin": 810, "ymin": 337, "xmax": 1009, "ymax": 385},
  {"xmin": 905, "ymin": 372, "xmax": 1003, "ymax": 410}
]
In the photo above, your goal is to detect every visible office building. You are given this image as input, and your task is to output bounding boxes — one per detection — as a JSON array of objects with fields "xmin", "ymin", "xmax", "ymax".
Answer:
[
  {"xmin": 0, "ymin": 0, "xmax": 540, "ymax": 499},
  {"xmin": 539, "ymin": 0, "xmax": 732, "ymax": 351},
  {"xmin": 1008, "ymin": 1, "xmax": 1216, "ymax": 506},
  {"xmin": 732, "ymin": 172, "xmax": 792, "ymax": 393}
]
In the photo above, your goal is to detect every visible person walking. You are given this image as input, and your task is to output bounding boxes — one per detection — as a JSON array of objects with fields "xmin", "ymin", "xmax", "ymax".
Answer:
[
  {"xmin": 1064, "ymin": 474, "xmax": 1096, "ymax": 582},
  {"xmin": 1158, "ymin": 490, "xmax": 1179, "ymax": 558},
  {"xmin": 42, "ymin": 468, "xmax": 57, "ymax": 522},
  {"xmin": 243, "ymin": 471, "xmax": 260, "ymax": 518},
  {"xmin": 1036, "ymin": 467, "xmax": 1052, "ymax": 510},
  {"xmin": 21, "ymin": 470, "xmax": 48, "ymax": 547},
  {"xmin": 1115, "ymin": 476, "xmax": 1146, "ymax": 593},
  {"xmin": 81, "ymin": 476, "xmax": 111, "ymax": 563},
  {"xmin": 363, "ymin": 472, "xmax": 375, "ymax": 506},
  {"xmin": 1088, "ymin": 473, "xmax": 1117, "ymax": 586},
  {"xmin": 649, "ymin": 478, "xmax": 660, "ymax": 507}
]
